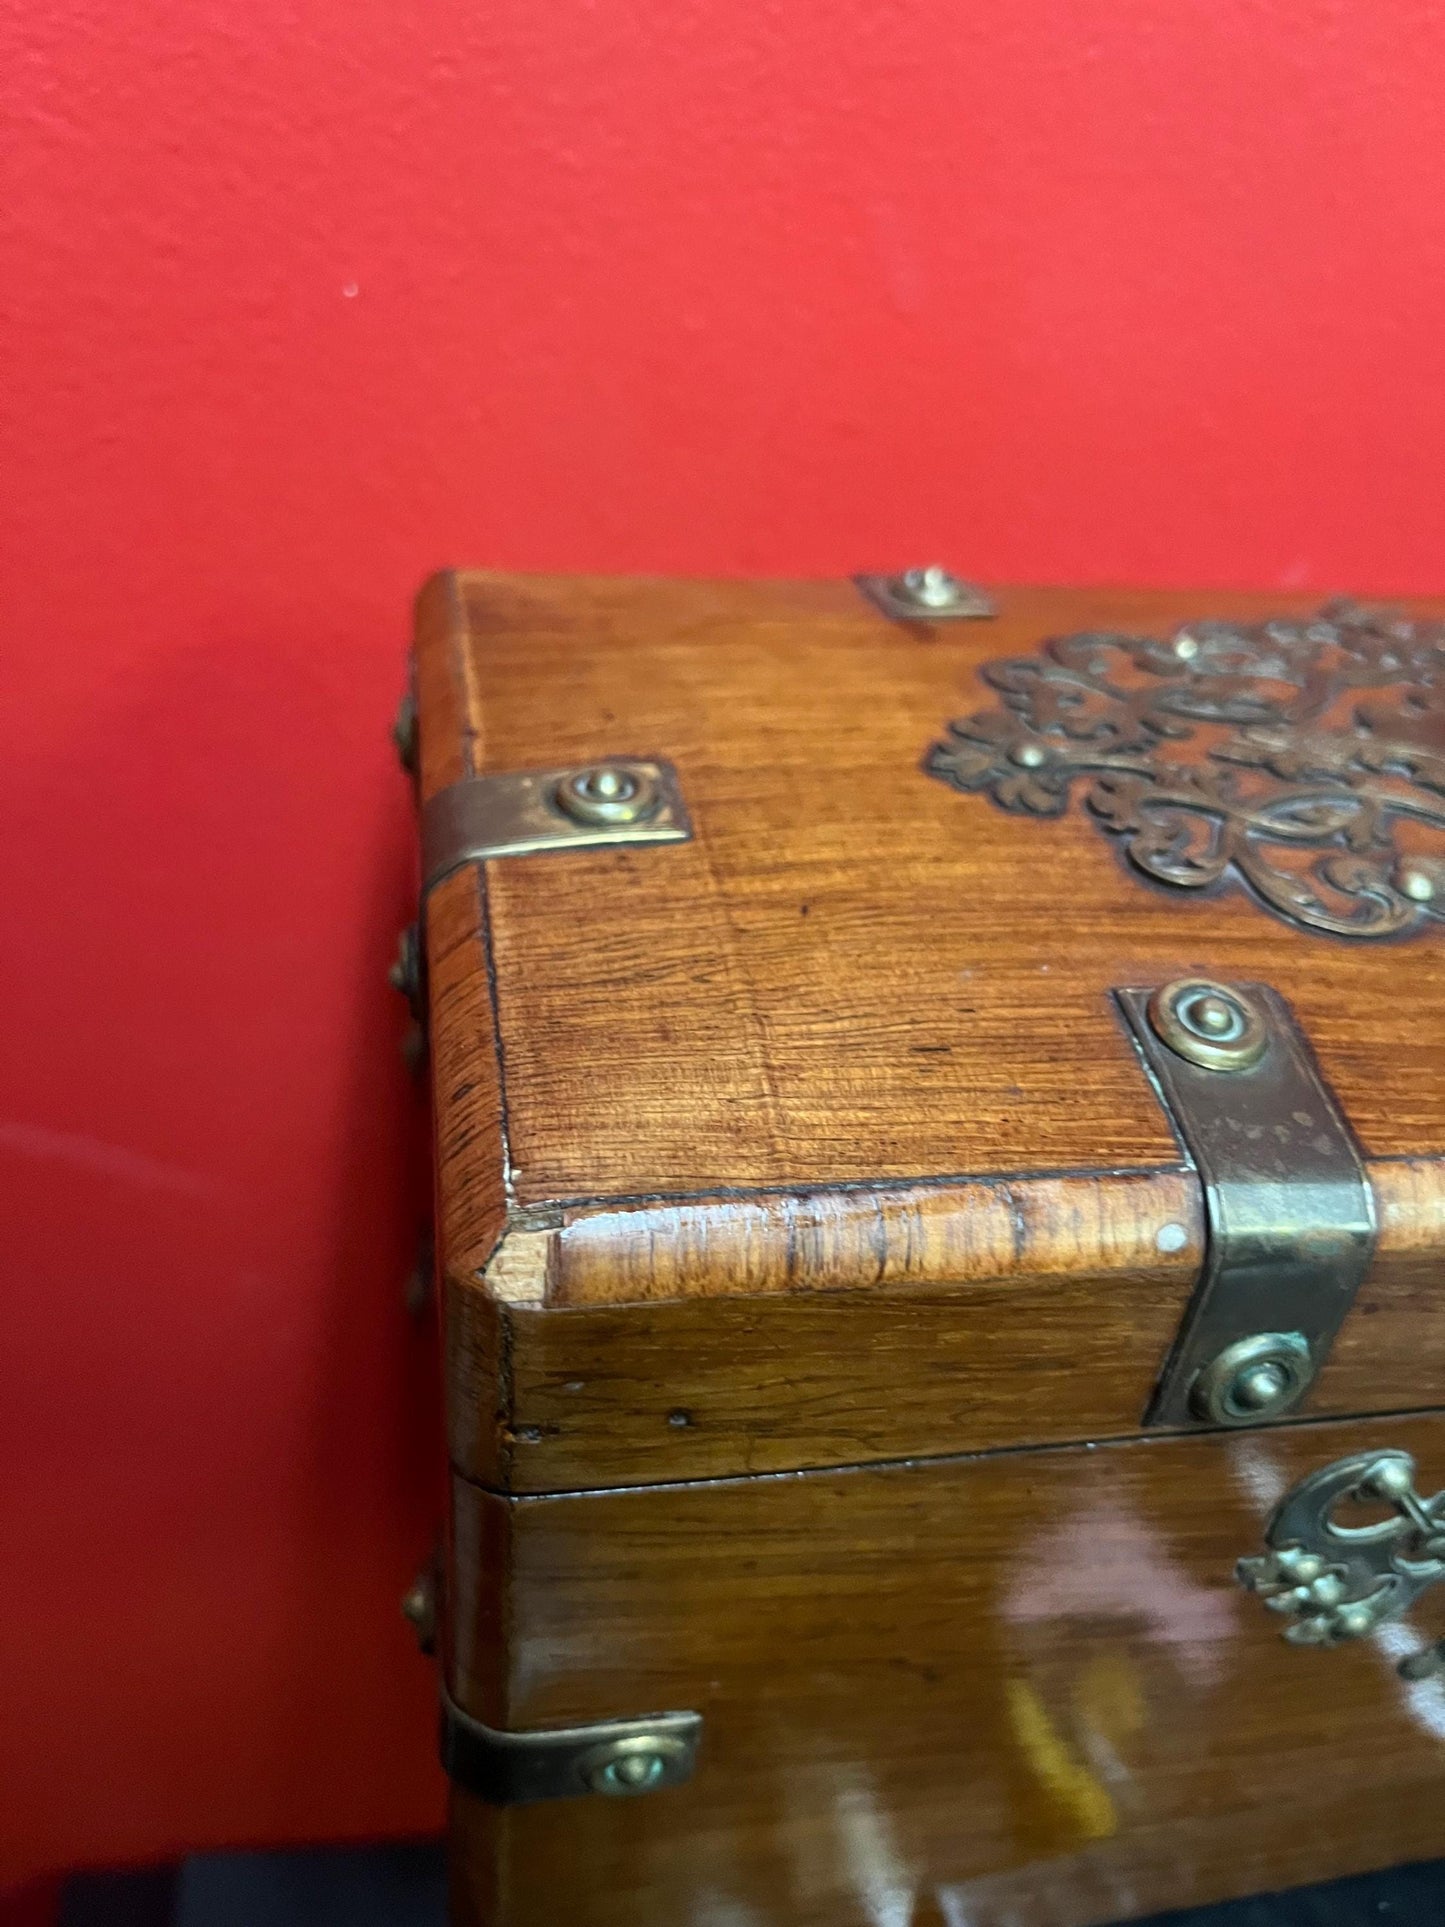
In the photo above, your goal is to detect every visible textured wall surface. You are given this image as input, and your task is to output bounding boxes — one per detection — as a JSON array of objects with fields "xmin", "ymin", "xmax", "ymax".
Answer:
[{"xmin": 4, "ymin": 0, "xmax": 1445, "ymax": 1886}]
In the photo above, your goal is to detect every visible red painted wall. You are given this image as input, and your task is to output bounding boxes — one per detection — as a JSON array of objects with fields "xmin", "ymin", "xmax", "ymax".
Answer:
[{"xmin": 5, "ymin": 0, "xmax": 1445, "ymax": 1885}]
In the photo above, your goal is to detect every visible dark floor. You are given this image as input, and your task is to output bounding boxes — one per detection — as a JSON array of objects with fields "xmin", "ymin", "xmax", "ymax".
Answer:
[{"xmin": 55, "ymin": 1847, "xmax": 1445, "ymax": 1926}]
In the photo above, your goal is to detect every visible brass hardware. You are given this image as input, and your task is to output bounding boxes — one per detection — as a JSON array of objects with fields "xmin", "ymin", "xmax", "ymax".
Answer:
[
  {"xmin": 553, "ymin": 762, "xmax": 660, "ymax": 828},
  {"xmin": 439, "ymin": 1691, "xmax": 702, "ymax": 1806},
  {"xmin": 401, "ymin": 1561, "xmax": 438, "ymax": 1656},
  {"xmin": 1191, "ymin": 1332, "xmax": 1311, "ymax": 1424},
  {"xmin": 857, "ymin": 567, "xmax": 996, "ymax": 623},
  {"xmin": 421, "ymin": 758, "xmax": 691, "ymax": 893},
  {"xmin": 1238, "ymin": 1450, "xmax": 1445, "ymax": 1676},
  {"xmin": 1117, "ymin": 980, "xmax": 1376, "ymax": 1430},
  {"xmin": 392, "ymin": 683, "xmax": 419, "ymax": 777},
  {"xmin": 926, "ymin": 601, "xmax": 1445, "ymax": 939},
  {"xmin": 578, "ymin": 1734, "xmax": 693, "ymax": 1797},
  {"xmin": 1147, "ymin": 978, "xmax": 1268, "ymax": 1073},
  {"xmin": 387, "ymin": 922, "xmax": 428, "ymax": 1071},
  {"xmin": 387, "ymin": 922, "xmax": 424, "ymax": 1019}
]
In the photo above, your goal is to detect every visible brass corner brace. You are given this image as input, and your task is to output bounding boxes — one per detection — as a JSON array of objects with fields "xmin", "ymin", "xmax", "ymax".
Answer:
[
  {"xmin": 1117, "ymin": 978, "xmax": 1377, "ymax": 1432},
  {"xmin": 440, "ymin": 1692, "xmax": 703, "ymax": 1805},
  {"xmin": 421, "ymin": 758, "xmax": 692, "ymax": 894}
]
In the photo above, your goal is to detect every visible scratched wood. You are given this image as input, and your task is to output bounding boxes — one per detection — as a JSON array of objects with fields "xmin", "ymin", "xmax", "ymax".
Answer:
[
  {"xmin": 440, "ymin": 1160, "xmax": 1445, "ymax": 1492},
  {"xmin": 449, "ymin": 1410, "xmax": 1445, "ymax": 1927}
]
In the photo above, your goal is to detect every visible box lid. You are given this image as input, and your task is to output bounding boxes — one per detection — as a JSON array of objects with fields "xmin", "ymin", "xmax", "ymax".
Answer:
[{"xmin": 413, "ymin": 571, "xmax": 1445, "ymax": 1492}]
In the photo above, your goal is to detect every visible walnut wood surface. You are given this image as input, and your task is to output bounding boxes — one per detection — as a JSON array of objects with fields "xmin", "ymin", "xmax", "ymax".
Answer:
[
  {"xmin": 449, "ymin": 1410, "xmax": 1445, "ymax": 1927},
  {"xmin": 419, "ymin": 572, "xmax": 1445, "ymax": 1204}
]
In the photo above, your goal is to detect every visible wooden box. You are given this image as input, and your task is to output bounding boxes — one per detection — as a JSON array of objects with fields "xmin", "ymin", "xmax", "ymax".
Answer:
[{"xmin": 401, "ymin": 570, "xmax": 1445, "ymax": 1927}]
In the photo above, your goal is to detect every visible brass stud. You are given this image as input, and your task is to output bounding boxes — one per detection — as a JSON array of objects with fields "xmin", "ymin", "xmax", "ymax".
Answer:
[
  {"xmin": 392, "ymin": 688, "xmax": 419, "ymax": 776},
  {"xmin": 895, "ymin": 565, "xmax": 972, "ymax": 613},
  {"xmin": 1191, "ymin": 1331, "xmax": 1312, "ymax": 1424},
  {"xmin": 553, "ymin": 763, "xmax": 661, "ymax": 828},
  {"xmin": 1147, "ymin": 978, "xmax": 1268, "ymax": 1073},
  {"xmin": 401, "ymin": 1565, "xmax": 437, "ymax": 1655},
  {"xmin": 577, "ymin": 1733, "xmax": 689, "ymax": 1797}
]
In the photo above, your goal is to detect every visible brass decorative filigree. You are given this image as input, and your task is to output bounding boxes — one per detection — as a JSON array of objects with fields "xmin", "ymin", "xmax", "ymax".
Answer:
[
  {"xmin": 925, "ymin": 601, "xmax": 1445, "ymax": 939},
  {"xmin": 1237, "ymin": 1449, "xmax": 1445, "ymax": 1678}
]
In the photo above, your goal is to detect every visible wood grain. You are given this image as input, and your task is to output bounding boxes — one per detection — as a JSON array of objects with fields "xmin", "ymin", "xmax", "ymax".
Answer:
[
  {"xmin": 415, "ymin": 574, "xmax": 1445, "ymax": 1918},
  {"xmin": 442, "ymin": 1157, "xmax": 1445, "ymax": 1493},
  {"xmin": 413, "ymin": 573, "xmax": 1445, "ymax": 1492},
  {"xmin": 544, "ymin": 1168, "xmax": 1202, "ymax": 1305},
  {"xmin": 432, "ymin": 573, "xmax": 1445, "ymax": 1201},
  {"xmin": 449, "ymin": 1410, "xmax": 1445, "ymax": 1927},
  {"xmin": 412, "ymin": 570, "xmax": 476, "ymax": 796},
  {"xmin": 426, "ymin": 865, "xmax": 509, "ymax": 1283},
  {"xmin": 444, "ymin": 1168, "xmax": 1201, "ymax": 1490}
]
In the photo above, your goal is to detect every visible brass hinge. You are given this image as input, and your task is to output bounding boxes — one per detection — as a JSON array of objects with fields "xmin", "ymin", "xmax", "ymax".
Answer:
[{"xmin": 1118, "ymin": 978, "xmax": 1377, "ymax": 1431}]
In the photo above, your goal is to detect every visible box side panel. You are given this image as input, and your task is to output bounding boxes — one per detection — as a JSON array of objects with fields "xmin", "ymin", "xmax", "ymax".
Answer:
[{"xmin": 448, "ymin": 1411, "xmax": 1445, "ymax": 1927}]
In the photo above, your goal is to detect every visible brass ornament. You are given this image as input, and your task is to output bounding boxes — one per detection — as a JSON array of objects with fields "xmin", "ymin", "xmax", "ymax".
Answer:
[
  {"xmin": 1237, "ymin": 1450, "xmax": 1445, "ymax": 1677},
  {"xmin": 925, "ymin": 601, "xmax": 1445, "ymax": 939}
]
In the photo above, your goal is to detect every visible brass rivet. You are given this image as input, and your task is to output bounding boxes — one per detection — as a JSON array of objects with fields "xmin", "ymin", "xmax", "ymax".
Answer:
[
  {"xmin": 392, "ymin": 689, "xmax": 419, "ymax": 776},
  {"xmin": 1147, "ymin": 978, "xmax": 1268, "ymax": 1072},
  {"xmin": 578, "ymin": 1734, "xmax": 688, "ymax": 1797},
  {"xmin": 554, "ymin": 763, "xmax": 660, "ymax": 828},
  {"xmin": 1191, "ymin": 1332, "xmax": 1312, "ymax": 1424},
  {"xmin": 400, "ymin": 1567, "xmax": 437, "ymax": 1654},
  {"xmin": 1192, "ymin": 993, "xmax": 1237, "ymax": 1036},
  {"xmin": 895, "ymin": 564, "xmax": 970, "ymax": 612},
  {"xmin": 1233, "ymin": 1361, "xmax": 1289, "ymax": 1411}
]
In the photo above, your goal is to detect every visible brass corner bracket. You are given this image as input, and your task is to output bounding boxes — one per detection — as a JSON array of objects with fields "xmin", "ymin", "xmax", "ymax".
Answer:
[
  {"xmin": 440, "ymin": 1692, "xmax": 703, "ymax": 1805},
  {"xmin": 421, "ymin": 758, "xmax": 692, "ymax": 894}
]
